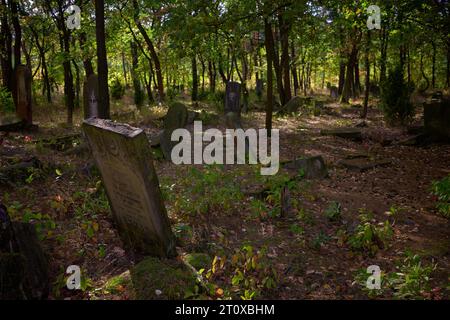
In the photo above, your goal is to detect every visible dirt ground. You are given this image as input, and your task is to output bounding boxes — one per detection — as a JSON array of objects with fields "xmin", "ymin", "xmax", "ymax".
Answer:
[{"xmin": 1, "ymin": 94, "xmax": 449, "ymax": 300}]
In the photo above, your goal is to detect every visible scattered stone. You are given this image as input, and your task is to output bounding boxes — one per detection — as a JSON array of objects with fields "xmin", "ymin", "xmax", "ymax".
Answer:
[
  {"xmin": 337, "ymin": 158, "xmax": 391, "ymax": 172},
  {"xmin": 160, "ymin": 102, "xmax": 188, "ymax": 160},
  {"xmin": 283, "ymin": 155, "xmax": 328, "ymax": 179},
  {"xmin": 320, "ymin": 127, "xmax": 362, "ymax": 141},
  {"xmin": 83, "ymin": 118, "xmax": 176, "ymax": 257}
]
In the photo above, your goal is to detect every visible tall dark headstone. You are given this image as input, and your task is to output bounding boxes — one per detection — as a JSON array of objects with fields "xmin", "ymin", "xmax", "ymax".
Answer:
[
  {"xmin": 83, "ymin": 119, "xmax": 176, "ymax": 257},
  {"xmin": 15, "ymin": 65, "xmax": 32, "ymax": 125},
  {"xmin": 424, "ymin": 100, "xmax": 450, "ymax": 141},
  {"xmin": 83, "ymin": 74, "xmax": 99, "ymax": 119},
  {"xmin": 256, "ymin": 79, "xmax": 264, "ymax": 100},
  {"xmin": 225, "ymin": 81, "xmax": 241, "ymax": 115},
  {"xmin": 160, "ymin": 102, "xmax": 188, "ymax": 160}
]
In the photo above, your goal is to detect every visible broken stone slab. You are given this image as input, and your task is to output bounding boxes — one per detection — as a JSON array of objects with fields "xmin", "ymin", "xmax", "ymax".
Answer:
[
  {"xmin": 337, "ymin": 158, "xmax": 391, "ymax": 172},
  {"xmin": 82, "ymin": 118, "xmax": 176, "ymax": 257},
  {"xmin": 15, "ymin": 65, "xmax": 33, "ymax": 126},
  {"xmin": 320, "ymin": 127, "xmax": 362, "ymax": 141},
  {"xmin": 0, "ymin": 115, "xmax": 25, "ymax": 132},
  {"xmin": 160, "ymin": 102, "xmax": 188, "ymax": 160},
  {"xmin": 282, "ymin": 155, "xmax": 328, "ymax": 179},
  {"xmin": 0, "ymin": 157, "xmax": 42, "ymax": 186},
  {"xmin": 277, "ymin": 96, "xmax": 310, "ymax": 115},
  {"xmin": 38, "ymin": 133, "xmax": 82, "ymax": 151}
]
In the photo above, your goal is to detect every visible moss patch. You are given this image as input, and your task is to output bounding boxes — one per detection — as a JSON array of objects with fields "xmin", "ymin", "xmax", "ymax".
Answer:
[
  {"xmin": 131, "ymin": 257, "xmax": 196, "ymax": 300},
  {"xmin": 184, "ymin": 253, "xmax": 212, "ymax": 270}
]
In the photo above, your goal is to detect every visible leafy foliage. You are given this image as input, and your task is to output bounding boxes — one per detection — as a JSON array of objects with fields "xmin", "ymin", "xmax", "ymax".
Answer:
[{"xmin": 431, "ymin": 175, "xmax": 450, "ymax": 218}]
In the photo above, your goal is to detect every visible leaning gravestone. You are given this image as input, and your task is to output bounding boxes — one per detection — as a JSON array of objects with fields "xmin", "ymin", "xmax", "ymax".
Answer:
[
  {"xmin": 283, "ymin": 155, "xmax": 328, "ymax": 179},
  {"xmin": 83, "ymin": 119, "xmax": 176, "ymax": 257},
  {"xmin": 256, "ymin": 79, "xmax": 264, "ymax": 100},
  {"xmin": 329, "ymin": 86, "xmax": 339, "ymax": 100},
  {"xmin": 83, "ymin": 74, "xmax": 99, "ymax": 119},
  {"xmin": 160, "ymin": 102, "xmax": 188, "ymax": 160},
  {"xmin": 277, "ymin": 96, "xmax": 308, "ymax": 115},
  {"xmin": 424, "ymin": 99, "xmax": 450, "ymax": 141},
  {"xmin": 225, "ymin": 81, "xmax": 241, "ymax": 115},
  {"xmin": 15, "ymin": 65, "xmax": 33, "ymax": 125}
]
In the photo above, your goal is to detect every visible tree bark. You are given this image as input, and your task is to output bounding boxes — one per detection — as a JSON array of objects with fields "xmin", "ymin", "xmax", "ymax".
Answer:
[
  {"xmin": 95, "ymin": 0, "xmax": 110, "ymax": 119},
  {"xmin": 279, "ymin": 12, "xmax": 291, "ymax": 102},
  {"xmin": 264, "ymin": 19, "xmax": 274, "ymax": 134},
  {"xmin": 362, "ymin": 30, "xmax": 371, "ymax": 119},
  {"xmin": 192, "ymin": 54, "xmax": 198, "ymax": 101}
]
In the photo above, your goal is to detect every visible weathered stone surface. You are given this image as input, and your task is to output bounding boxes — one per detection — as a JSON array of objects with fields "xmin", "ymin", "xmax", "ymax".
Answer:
[
  {"xmin": 15, "ymin": 65, "xmax": 33, "ymax": 125},
  {"xmin": 83, "ymin": 74, "xmax": 99, "ymax": 119},
  {"xmin": 161, "ymin": 102, "xmax": 188, "ymax": 160},
  {"xmin": 131, "ymin": 257, "xmax": 196, "ymax": 300},
  {"xmin": 0, "ymin": 114, "xmax": 25, "ymax": 132},
  {"xmin": 329, "ymin": 86, "xmax": 339, "ymax": 99},
  {"xmin": 424, "ymin": 100, "xmax": 450, "ymax": 141},
  {"xmin": 1, "ymin": 204, "xmax": 49, "ymax": 299},
  {"xmin": 320, "ymin": 127, "xmax": 362, "ymax": 141},
  {"xmin": 83, "ymin": 119, "xmax": 176, "ymax": 257},
  {"xmin": 337, "ymin": 158, "xmax": 391, "ymax": 172},
  {"xmin": 283, "ymin": 155, "xmax": 328, "ymax": 179},
  {"xmin": 186, "ymin": 110, "xmax": 200, "ymax": 125},
  {"xmin": 224, "ymin": 81, "xmax": 241, "ymax": 114},
  {"xmin": 277, "ymin": 96, "xmax": 308, "ymax": 114},
  {"xmin": 225, "ymin": 111, "xmax": 243, "ymax": 129}
]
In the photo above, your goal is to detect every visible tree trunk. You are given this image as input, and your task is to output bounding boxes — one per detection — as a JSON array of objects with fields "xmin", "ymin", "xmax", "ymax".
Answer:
[
  {"xmin": 264, "ymin": 19, "xmax": 274, "ymax": 134},
  {"xmin": 0, "ymin": 0, "xmax": 13, "ymax": 92},
  {"xmin": 122, "ymin": 51, "xmax": 128, "ymax": 87},
  {"xmin": 95, "ymin": 0, "xmax": 110, "ymax": 119},
  {"xmin": 291, "ymin": 42, "xmax": 299, "ymax": 95},
  {"xmin": 380, "ymin": 27, "xmax": 388, "ymax": 84},
  {"xmin": 340, "ymin": 45, "xmax": 357, "ymax": 103},
  {"xmin": 191, "ymin": 54, "xmax": 198, "ymax": 102},
  {"xmin": 133, "ymin": 0, "xmax": 164, "ymax": 101},
  {"xmin": 362, "ymin": 30, "xmax": 371, "ymax": 119},
  {"xmin": 10, "ymin": 0, "xmax": 21, "ymax": 69},
  {"xmin": 130, "ymin": 41, "xmax": 142, "ymax": 107},
  {"xmin": 431, "ymin": 41, "xmax": 436, "ymax": 89},
  {"xmin": 446, "ymin": 41, "xmax": 450, "ymax": 88},
  {"xmin": 279, "ymin": 12, "xmax": 291, "ymax": 102},
  {"xmin": 208, "ymin": 60, "xmax": 216, "ymax": 93},
  {"xmin": 338, "ymin": 61, "xmax": 345, "ymax": 95}
]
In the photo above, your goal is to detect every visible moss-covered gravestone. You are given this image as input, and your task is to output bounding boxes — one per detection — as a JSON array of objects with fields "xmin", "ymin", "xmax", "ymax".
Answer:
[
  {"xmin": 160, "ymin": 102, "xmax": 188, "ymax": 161},
  {"xmin": 83, "ymin": 74, "xmax": 99, "ymax": 119},
  {"xmin": 83, "ymin": 119, "xmax": 176, "ymax": 257},
  {"xmin": 15, "ymin": 65, "xmax": 33, "ymax": 125},
  {"xmin": 225, "ymin": 81, "xmax": 241, "ymax": 115}
]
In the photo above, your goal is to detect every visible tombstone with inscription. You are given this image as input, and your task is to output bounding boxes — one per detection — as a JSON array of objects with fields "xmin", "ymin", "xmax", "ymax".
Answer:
[
  {"xmin": 83, "ymin": 119, "xmax": 176, "ymax": 257},
  {"xmin": 83, "ymin": 74, "xmax": 99, "ymax": 119},
  {"xmin": 224, "ymin": 81, "xmax": 241, "ymax": 115},
  {"xmin": 15, "ymin": 65, "xmax": 33, "ymax": 125},
  {"xmin": 256, "ymin": 79, "xmax": 264, "ymax": 100}
]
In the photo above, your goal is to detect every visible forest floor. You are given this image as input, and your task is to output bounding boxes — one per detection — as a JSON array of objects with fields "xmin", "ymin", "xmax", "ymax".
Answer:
[{"xmin": 1, "ymin": 92, "xmax": 449, "ymax": 300}]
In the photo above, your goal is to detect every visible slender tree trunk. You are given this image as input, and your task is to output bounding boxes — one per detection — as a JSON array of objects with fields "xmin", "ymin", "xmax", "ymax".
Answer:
[
  {"xmin": 208, "ymin": 60, "xmax": 216, "ymax": 93},
  {"xmin": 380, "ymin": 27, "xmax": 388, "ymax": 84},
  {"xmin": 431, "ymin": 41, "xmax": 436, "ymax": 88},
  {"xmin": 95, "ymin": 0, "xmax": 110, "ymax": 118},
  {"xmin": 122, "ymin": 51, "xmax": 128, "ymax": 87},
  {"xmin": 279, "ymin": 12, "xmax": 291, "ymax": 102},
  {"xmin": 362, "ymin": 31, "xmax": 371, "ymax": 119},
  {"xmin": 341, "ymin": 45, "xmax": 357, "ymax": 103},
  {"xmin": 79, "ymin": 32, "xmax": 94, "ymax": 77},
  {"xmin": 192, "ymin": 54, "xmax": 198, "ymax": 102},
  {"xmin": 338, "ymin": 61, "xmax": 345, "ymax": 95},
  {"xmin": 10, "ymin": 0, "xmax": 21, "ymax": 69},
  {"xmin": 446, "ymin": 41, "xmax": 450, "ymax": 88},
  {"xmin": 73, "ymin": 60, "xmax": 80, "ymax": 109},
  {"xmin": 130, "ymin": 41, "xmax": 142, "ymax": 107},
  {"xmin": 264, "ymin": 19, "xmax": 274, "ymax": 134},
  {"xmin": 0, "ymin": 0, "xmax": 13, "ymax": 92}
]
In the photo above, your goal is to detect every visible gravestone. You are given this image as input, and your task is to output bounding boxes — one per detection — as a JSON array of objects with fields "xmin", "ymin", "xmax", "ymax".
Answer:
[
  {"xmin": 320, "ymin": 127, "xmax": 362, "ymax": 141},
  {"xmin": 160, "ymin": 102, "xmax": 188, "ymax": 160},
  {"xmin": 424, "ymin": 100, "xmax": 450, "ymax": 141},
  {"xmin": 83, "ymin": 74, "xmax": 99, "ymax": 119},
  {"xmin": 329, "ymin": 86, "xmax": 339, "ymax": 100},
  {"xmin": 256, "ymin": 79, "xmax": 264, "ymax": 100},
  {"xmin": 277, "ymin": 96, "xmax": 308, "ymax": 115},
  {"xmin": 83, "ymin": 119, "xmax": 176, "ymax": 257},
  {"xmin": 15, "ymin": 65, "xmax": 33, "ymax": 125},
  {"xmin": 283, "ymin": 155, "xmax": 328, "ymax": 179},
  {"xmin": 225, "ymin": 82, "xmax": 241, "ymax": 114}
]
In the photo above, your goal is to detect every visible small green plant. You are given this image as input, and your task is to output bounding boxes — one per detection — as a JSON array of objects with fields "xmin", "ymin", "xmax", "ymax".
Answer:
[
  {"xmin": 110, "ymin": 78, "xmax": 125, "ymax": 100},
  {"xmin": 312, "ymin": 231, "xmax": 330, "ymax": 250},
  {"xmin": 289, "ymin": 224, "xmax": 304, "ymax": 235},
  {"xmin": 347, "ymin": 210, "xmax": 393, "ymax": 255},
  {"xmin": 386, "ymin": 253, "xmax": 436, "ymax": 299},
  {"xmin": 0, "ymin": 86, "xmax": 14, "ymax": 113},
  {"xmin": 324, "ymin": 201, "xmax": 341, "ymax": 221},
  {"xmin": 431, "ymin": 175, "xmax": 450, "ymax": 218},
  {"xmin": 22, "ymin": 209, "xmax": 56, "ymax": 240},
  {"xmin": 353, "ymin": 267, "xmax": 385, "ymax": 298}
]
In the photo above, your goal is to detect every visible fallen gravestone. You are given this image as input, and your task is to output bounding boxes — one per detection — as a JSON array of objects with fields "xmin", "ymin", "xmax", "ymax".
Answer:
[
  {"xmin": 337, "ymin": 158, "xmax": 391, "ymax": 172},
  {"xmin": 160, "ymin": 102, "xmax": 188, "ymax": 160},
  {"xmin": 277, "ymin": 96, "xmax": 311, "ymax": 115},
  {"xmin": 320, "ymin": 127, "xmax": 362, "ymax": 141},
  {"xmin": 15, "ymin": 65, "xmax": 33, "ymax": 126},
  {"xmin": 0, "ymin": 114, "xmax": 25, "ymax": 132},
  {"xmin": 83, "ymin": 74, "xmax": 99, "ymax": 119},
  {"xmin": 423, "ymin": 100, "xmax": 450, "ymax": 141},
  {"xmin": 83, "ymin": 119, "xmax": 176, "ymax": 257},
  {"xmin": 282, "ymin": 155, "xmax": 328, "ymax": 179},
  {"xmin": 224, "ymin": 82, "xmax": 241, "ymax": 115}
]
